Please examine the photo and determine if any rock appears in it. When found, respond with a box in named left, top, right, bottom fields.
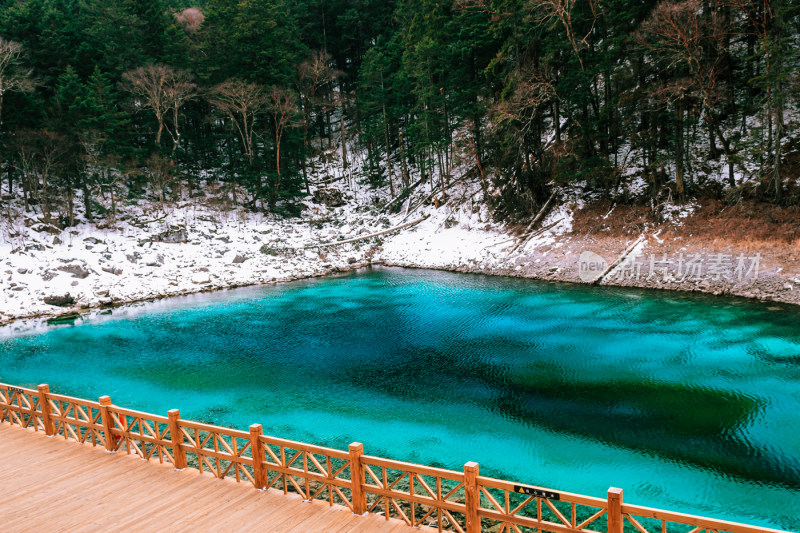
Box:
left=32, top=224, right=62, bottom=235
left=198, top=267, right=209, bottom=272
left=153, top=228, right=188, bottom=243
left=191, top=272, right=211, bottom=285
left=312, top=188, right=345, bottom=207
left=47, top=312, right=81, bottom=325
left=17, top=268, right=27, bottom=274
left=260, top=244, right=279, bottom=256
left=96, top=290, right=110, bottom=297
left=102, top=266, right=123, bottom=276
left=84, top=237, right=104, bottom=244
left=44, top=294, right=75, bottom=307
left=232, top=254, right=247, bottom=264
left=53, top=236, right=62, bottom=245
left=58, top=264, right=90, bottom=279
left=444, top=217, right=459, bottom=229
left=41, top=271, right=58, bottom=281
left=71, top=281, right=79, bottom=286
left=126, top=252, right=141, bottom=264
left=348, top=257, right=357, bottom=264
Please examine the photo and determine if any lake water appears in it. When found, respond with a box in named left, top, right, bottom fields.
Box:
left=1, top=267, right=798, bottom=529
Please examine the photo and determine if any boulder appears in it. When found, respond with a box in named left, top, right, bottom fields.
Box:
left=312, top=188, right=345, bottom=207
left=153, top=228, right=188, bottom=243
left=58, top=264, right=90, bottom=279
left=102, top=266, right=123, bottom=276
left=32, top=224, right=62, bottom=235
left=44, top=294, right=75, bottom=307
left=232, top=254, right=247, bottom=264
left=191, top=272, right=211, bottom=285
left=260, top=244, right=279, bottom=256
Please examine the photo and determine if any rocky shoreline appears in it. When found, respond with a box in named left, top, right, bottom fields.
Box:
left=2, top=194, right=799, bottom=329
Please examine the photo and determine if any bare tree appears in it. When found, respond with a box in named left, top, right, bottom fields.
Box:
left=267, top=87, right=297, bottom=178
left=120, top=64, right=197, bottom=152
left=209, top=79, right=268, bottom=167
left=267, top=87, right=298, bottom=203
left=175, top=7, right=205, bottom=34
left=16, top=130, right=68, bottom=225
left=529, top=0, right=599, bottom=71
left=297, top=51, right=341, bottom=190
left=0, top=38, right=34, bottom=132
left=725, top=0, right=787, bottom=200
left=146, top=153, right=176, bottom=212
left=0, top=38, right=35, bottom=195
left=637, top=0, right=738, bottom=188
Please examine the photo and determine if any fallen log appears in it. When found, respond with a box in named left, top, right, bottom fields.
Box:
left=593, top=235, right=646, bottom=285
left=485, top=218, right=563, bottom=250
left=306, top=215, right=429, bottom=249
left=507, top=191, right=557, bottom=255
left=384, top=177, right=426, bottom=212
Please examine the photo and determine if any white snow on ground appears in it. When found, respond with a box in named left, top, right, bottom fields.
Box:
left=1, top=115, right=778, bottom=326
left=0, top=158, right=517, bottom=324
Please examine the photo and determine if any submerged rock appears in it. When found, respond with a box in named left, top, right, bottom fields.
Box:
left=47, top=312, right=81, bottom=325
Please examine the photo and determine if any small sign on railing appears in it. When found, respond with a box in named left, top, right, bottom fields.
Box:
left=513, top=485, right=560, bottom=500
left=7, top=387, right=24, bottom=394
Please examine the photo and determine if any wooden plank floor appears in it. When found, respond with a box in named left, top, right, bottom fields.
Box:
left=0, top=424, right=434, bottom=532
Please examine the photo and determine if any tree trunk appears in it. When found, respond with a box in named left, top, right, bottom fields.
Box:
left=774, top=91, right=784, bottom=202
left=676, top=102, right=685, bottom=198
left=340, top=109, right=347, bottom=168
left=399, top=131, right=409, bottom=188
left=83, top=181, right=93, bottom=222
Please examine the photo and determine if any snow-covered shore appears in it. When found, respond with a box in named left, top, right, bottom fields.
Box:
left=2, top=177, right=799, bottom=327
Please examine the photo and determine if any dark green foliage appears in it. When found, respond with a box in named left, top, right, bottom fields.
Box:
left=0, top=0, right=798, bottom=222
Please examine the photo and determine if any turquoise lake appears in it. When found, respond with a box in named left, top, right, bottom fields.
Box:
left=1, top=267, right=799, bottom=529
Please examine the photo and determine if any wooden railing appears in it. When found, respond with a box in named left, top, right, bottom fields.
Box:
left=0, top=382, right=787, bottom=533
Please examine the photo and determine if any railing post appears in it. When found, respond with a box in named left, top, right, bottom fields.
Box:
left=464, top=461, right=480, bottom=533
left=37, top=384, right=55, bottom=436
left=249, top=424, right=267, bottom=489
left=607, top=487, right=623, bottom=533
left=99, top=396, right=116, bottom=452
left=168, top=409, right=187, bottom=470
left=349, top=442, right=366, bottom=515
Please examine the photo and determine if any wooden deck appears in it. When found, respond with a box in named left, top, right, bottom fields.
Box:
left=0, top=424, right=431, bottom=532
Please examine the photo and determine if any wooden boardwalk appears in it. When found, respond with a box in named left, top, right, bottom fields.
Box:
left=0, top=424, right=431, bottom=532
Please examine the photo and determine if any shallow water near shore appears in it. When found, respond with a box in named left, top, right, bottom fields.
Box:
left=1, top=267, right=799, bottom=529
